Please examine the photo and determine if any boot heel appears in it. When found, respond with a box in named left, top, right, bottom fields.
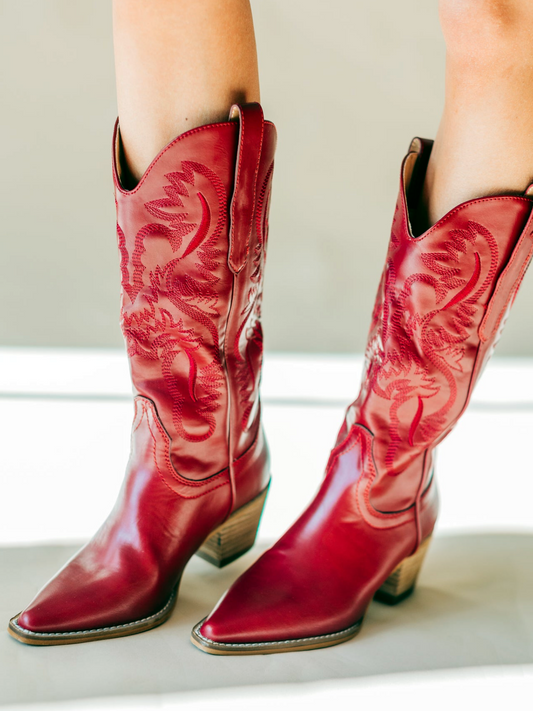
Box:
left=197, top=484, right=270, bottom=568
left=374, top=535, right=432, bottom=605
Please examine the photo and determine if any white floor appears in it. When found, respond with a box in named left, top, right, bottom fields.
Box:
left=1, top=349, right=533, bottom=710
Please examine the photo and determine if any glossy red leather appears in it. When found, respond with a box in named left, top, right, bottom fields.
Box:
left=15, top=103, right=276, bottom=635
left=198, top=138, right=533, bottom=646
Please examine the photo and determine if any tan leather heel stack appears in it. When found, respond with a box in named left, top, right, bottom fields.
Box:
left=197, top=485, right=270, bottom=568
left=374, top=536, right=432, bottom=605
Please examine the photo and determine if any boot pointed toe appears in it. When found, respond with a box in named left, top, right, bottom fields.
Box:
left=9, top=568, right=180, bottom=645
left=192, top=543, right=368, bottom=655
left=16, top=607, right=43, bottom=633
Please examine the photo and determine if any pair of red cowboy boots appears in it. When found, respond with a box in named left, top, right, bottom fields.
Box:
left=8, top=104, right=533, bottom=653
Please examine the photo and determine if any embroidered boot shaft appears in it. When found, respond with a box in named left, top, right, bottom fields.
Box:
left=192, top=138, right=533, bottom=655
left=117, top=104, right=273, bottom=484
left=9, top=103, right=276, bottom=645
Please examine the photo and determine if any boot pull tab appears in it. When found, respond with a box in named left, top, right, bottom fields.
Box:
left=228, top=102, right=264, bottom=274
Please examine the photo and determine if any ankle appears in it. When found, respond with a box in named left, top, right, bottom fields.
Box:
left=118, top=93, right=256, bottom=188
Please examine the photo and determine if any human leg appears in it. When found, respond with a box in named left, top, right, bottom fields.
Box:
left=113, top=0, right=260, bottom=185
left=422, top=0, right=533, bottom=228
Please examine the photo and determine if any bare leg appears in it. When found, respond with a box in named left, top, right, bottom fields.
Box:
left=113, top=0, right=260, bottom=185
left=423, top=0, right=533, bottom=226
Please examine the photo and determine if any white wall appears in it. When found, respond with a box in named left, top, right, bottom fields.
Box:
left=1, top=0, right=532, bottom=354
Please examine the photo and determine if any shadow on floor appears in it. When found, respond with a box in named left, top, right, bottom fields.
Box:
left=2, top=531, right=533, bottom=705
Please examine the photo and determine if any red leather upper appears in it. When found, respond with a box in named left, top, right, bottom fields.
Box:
left=16, top=104, right=276, bottom=634
left=199, top=138, right=533, bottom=644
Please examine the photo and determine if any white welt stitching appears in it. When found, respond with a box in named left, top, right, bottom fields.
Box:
left=12, top=590, right=177, bottom=638
left=193, top=619, right=362, bottom=648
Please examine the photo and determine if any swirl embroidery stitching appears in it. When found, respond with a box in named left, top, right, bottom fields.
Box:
left=356, top=219, right=499, bottom=475
left=118, top=161, right=228, bottom=444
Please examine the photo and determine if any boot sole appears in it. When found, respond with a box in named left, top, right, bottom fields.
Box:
left=190, top=535, right=432, bottom=655
left=191, top=617, right=364, bottom=655
left=7, top=485, right=270, bottom=646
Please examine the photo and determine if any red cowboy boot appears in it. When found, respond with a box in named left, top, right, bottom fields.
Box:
left=8, top=103, right=276, bottom=645
left=191, top=137, right=533, bottom=654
